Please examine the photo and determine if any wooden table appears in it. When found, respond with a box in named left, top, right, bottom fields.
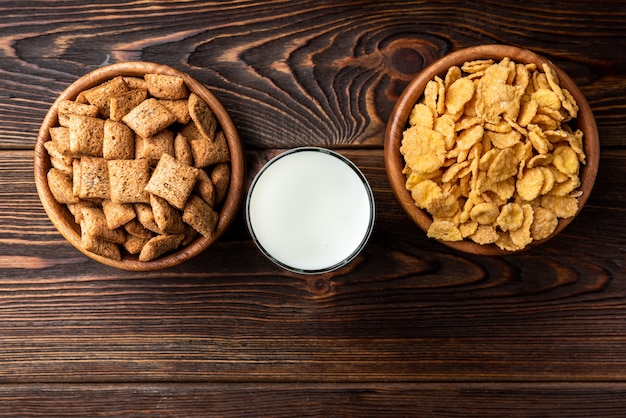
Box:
left=2, top=1, right=626, bottom=415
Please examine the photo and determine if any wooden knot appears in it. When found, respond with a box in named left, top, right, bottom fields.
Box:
left=307, top=277, right=331, bottom=295
left=374, top=38, right=443, bottom=101
left=382, top=39, right=442, bottom=80
left=390, top=47, right=425, bottom=75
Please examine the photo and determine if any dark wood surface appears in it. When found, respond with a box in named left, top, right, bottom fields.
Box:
left=1, top=1, right=626, bottom=416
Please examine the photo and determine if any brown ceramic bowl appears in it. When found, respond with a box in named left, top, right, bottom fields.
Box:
left=384, top=45, right=600, bottom=255
left=34, top=62, right=245, bottom=270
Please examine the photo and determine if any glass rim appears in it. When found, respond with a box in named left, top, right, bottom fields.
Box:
left=245, top=147, right=376, bottom=275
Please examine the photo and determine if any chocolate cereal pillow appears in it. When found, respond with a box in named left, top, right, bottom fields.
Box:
left=35, top=62, right=244, bottom=270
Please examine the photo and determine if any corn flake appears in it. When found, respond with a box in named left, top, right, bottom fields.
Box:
left=445, top=77, right=475, bottom=115
left=487, top=147, right=518, bottom=182
left=462, top=59, right=494, bottom=73
left=562, top=88, right=579, bottom=118
left=444, top=66, right=462, bottom=87
left=532, top=88, right=562, bottom=110
left=409, top=103, right=434, bottom=128
left=552, top=145, right=579, bottom=176
left=527, top=124, right=552, bottom=154
left=516, top=167, right=545, bottom=201
left=427, top=219, right=463, bottom=241
left=459, top=221, right=479, bottom=238
left=539, top=166, right=556, bottom=195
left=540, top=195, right=578, bottom=218
left=423, top=80, right=439, bottom=115
left=401, top=126, right=447, bottom=173
left=497, top=202, right=524, bottom=232
left=470, top=202, right=500, bottom=225
left=508, top=203, right=534, bottom=249
left=428, top=193, right=460, bottom=218
left=487, top=129, right=522, bottom=149
left=486, top=177, right=516, bottom=201
left=517, top=99, right=538, bottom=127
left=530, top=207, right=558, bottom=240
left=470, top=225, right=499, bottom=245
left=410, top=179, right=441, bottom=209
left=549, top=176, right=580, bottom=197
left=434, top=114, right=457, bottom=150
left=456, top=125, right=485, bottom=150
left=514, top=63, right=531, bottom=90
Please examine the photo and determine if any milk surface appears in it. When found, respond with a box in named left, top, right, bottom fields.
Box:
left=247, top=148, right=374, bottom=273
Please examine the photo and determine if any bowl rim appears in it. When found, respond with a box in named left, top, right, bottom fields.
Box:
left=384, top=44, right=600, bottom=255
left=34, top=61, right=245, bottom=271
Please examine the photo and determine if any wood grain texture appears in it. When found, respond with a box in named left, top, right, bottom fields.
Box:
left=1, top=1, right=625, bottom=151
left=1, top=0, right=626, bottom=415
left=1, top=149, right=625, bottom=386
left=1, top=383, right=626, bottom=417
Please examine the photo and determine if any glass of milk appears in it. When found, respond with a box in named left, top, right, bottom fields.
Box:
left=245, top=147, right=375, bottom=274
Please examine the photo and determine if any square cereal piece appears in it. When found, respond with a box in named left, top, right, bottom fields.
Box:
left=138, top=233, right=185, bottom=262
left=49, top=153, right=74, bottom=174
left=83, top=75, right=129, bottom=118
left=49, top=126, right=72, bottom=155
left=67, top=114, right=105, bottom=157
left=71, top=159, right=81, bottom=197
left=47, top=168, right=78, bottom=204
left=182, top=195, right=219, bottom=238
left=145, top=153, right=199, bottom=209
left=80, top=206, right=125, bottom=244
left=124, top=218, right=153, bottom=239
left=194, top=169, right=215, bottom=207
left=122, top=98, right=177, bottom=138
left=134, top=203, right=163, bottom=234
left=81, top=230, right=122, bottom=260
left=191, top=130, right=230, bottom=168
left=135, top=129, right=175, bottom=166
left=144, top=73, right=188, bottom=100
left=150, top=194, right=185, bottom=233
left=68, top=200, right=95, bottom=224
left=159, top=99, right=190, bottom=124
left=75, top=90, right=89, bottom=104
left=109, top=88, right=148, bottom=122
left=103, top=119, right=135, bottom=159
left=210, top=162, right=231, bottom=205
left=174, top=133, right=193, bottom=166
left=179, top=119, right=205, bottom=142
left=108, top=158, right=151, bottom=204
left=57, top=99, right=99, bottom=127
left=188, top=93, right=217, bottom=141
left=44, top=140, right=73, bottom=170
left=123, top=76, right=148, bottom=90
left=181, top=223, right=198, bottom=246
left=102, top=199, right=136, bottom=230
left=75, top=157, right=109, bottom=200
left=123, top=234, right=151, bottom=255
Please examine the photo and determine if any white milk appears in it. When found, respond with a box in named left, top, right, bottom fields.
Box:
left=246, top=148, right=375, bottom=273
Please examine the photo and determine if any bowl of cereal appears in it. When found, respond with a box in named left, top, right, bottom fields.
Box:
left=384, top=44, right=599, bottom=255
left=34, top=62, right=245, bottom=270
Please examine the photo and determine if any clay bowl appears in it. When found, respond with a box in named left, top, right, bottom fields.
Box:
left=384, top=45, right=599, bottom=255
left=34, top=62, right=245, bottom=270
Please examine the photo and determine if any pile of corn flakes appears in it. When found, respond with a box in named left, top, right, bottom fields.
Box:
left=400, top=57, right=586, bottom=251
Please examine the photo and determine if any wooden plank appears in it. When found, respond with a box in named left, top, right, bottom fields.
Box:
left=0, top=0, right=625, bottom=415
left=0, top=1, right=625, bottom=151
left=0, top=382, right=625, bottom=417
left=0, top=149, right=624, bottom=384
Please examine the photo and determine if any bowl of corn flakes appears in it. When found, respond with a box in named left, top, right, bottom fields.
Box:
left=34, top=62, right=245, bottom=270
left=384, top=44, right=599, bottom=255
